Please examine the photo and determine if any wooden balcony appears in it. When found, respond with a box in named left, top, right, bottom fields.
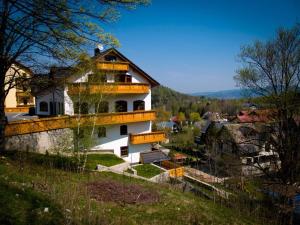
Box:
left=97, top=62, right=129, bottom=71
left=5, top=110, right=156, bottom=136
left=130, top=131, right=166, bottom=145
left=68, top=83, right=149, bottom=95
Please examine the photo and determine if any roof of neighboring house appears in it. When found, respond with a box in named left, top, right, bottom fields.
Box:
left=156, top=121, right=178, bottom=129
left=140, top=150, right=170, bottom=164
left=172, top=153, right=187, bottom=161
left=96, top=48, right=159, bottom=87
left=237, top=109, right=276, bottom=123
left=219, top=123, right=273, bottom=155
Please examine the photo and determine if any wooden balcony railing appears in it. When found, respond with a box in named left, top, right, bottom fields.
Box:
left=5, top=110, right=156, bottom=137
left=68, top=83, right=149, bottom=95
left=97, top=62, right=129, bottom=71
left=130, top=131, right=166, bottom=144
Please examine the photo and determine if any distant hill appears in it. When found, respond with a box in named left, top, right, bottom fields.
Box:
left=192, top=89, right=251, bottom=99
left=152, top=85, right=204, bottom=110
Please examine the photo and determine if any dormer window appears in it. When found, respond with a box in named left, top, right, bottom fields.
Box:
left=104, top=55, right=117, bottom=62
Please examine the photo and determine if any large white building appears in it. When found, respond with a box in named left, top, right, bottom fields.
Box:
left=33, top=48, right=165, bottom=163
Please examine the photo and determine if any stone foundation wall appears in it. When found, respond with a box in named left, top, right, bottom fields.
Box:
left=5, top=128, right=74, bottom=153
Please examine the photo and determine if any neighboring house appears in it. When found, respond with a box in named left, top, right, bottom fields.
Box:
left=205, top=122, right=280, bottom=176
left=5, top=62, right=35, bottom=113
left=33, top=48, right=165, bottom=163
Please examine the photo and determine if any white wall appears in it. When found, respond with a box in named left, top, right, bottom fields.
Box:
left=90, top=122, right=152, bottom=163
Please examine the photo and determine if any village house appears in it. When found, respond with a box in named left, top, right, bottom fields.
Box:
left=29, top=47, right=166, bottom=163
left=4, top=62, right=35, bottom=113
left=204, top=121, right=280, bottom=176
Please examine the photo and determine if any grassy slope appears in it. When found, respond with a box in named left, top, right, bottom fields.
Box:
left=0, top=154, right=262, bottom=225
left=134, top=164, right=163, bottom=178
left=86, top=154, right=124, bottom=169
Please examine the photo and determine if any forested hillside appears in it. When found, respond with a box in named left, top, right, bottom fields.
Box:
left=152, top=86, right=204, bottom=113
left=152, top=85, right=244, bottom=117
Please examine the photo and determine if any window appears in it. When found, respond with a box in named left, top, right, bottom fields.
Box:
left=95, top=101, right=109, bottom=113
left=74, top=102, right=89, bottom=114
left=115, top=100, right=127, bottom=112
left=97, top=127, right=106, bottom=138
left=116, top=74, right=132, bottom=83
left=104, top=55, right=117, bottom=62
left=133, top=100, right=145, bottom=111
left=120, top=125, right=127, bottom=135
left=120, top=146, right=128, bottom=157
left=40, top=101, right=48, bottom=112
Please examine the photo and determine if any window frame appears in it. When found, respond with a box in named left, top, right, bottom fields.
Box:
left=97, top=127, right=106, bottom=138
left=120, top=125, right=128, bottom=135
left=39, top=101, right=48, bottom=112
left=120, top=146, right=128, bottom=157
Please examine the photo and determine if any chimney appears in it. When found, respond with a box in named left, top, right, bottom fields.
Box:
left=94, top=48, right=100, bottom=56
left=94, top=44, right=104, bottom=56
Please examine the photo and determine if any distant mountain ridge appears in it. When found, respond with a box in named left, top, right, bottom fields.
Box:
left=192, top=89, right=249, bottom=99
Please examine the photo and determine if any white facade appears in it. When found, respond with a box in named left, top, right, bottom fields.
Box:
left=34, top=48, right=158, bottom=163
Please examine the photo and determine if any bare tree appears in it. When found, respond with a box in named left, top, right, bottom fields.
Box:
left=235, top=23, right=300, bottom=224
left=0, top=0, right=149, bottom=149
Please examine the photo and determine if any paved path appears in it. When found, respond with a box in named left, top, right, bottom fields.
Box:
left=109, top=161, right=130, bottom=172
left=184, top=167, right=227, bottom=183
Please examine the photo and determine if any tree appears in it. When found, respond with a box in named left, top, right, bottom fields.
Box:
left=0, top=0, right=149, bottom=149
left=189, top=112, right=200, bottom=124
left=177, top=112, right=186, bottom=127
left=235, top=23, right=300, bottom=225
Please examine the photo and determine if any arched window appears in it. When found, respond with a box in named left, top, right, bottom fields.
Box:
left=74, top=102, right=89, bottom=114
left=95, top=101, right=109, bottom=113
left=40, top=101, right=48, bottom=112
left=120, top=125, right=128, bottom=135
left=133, top=100, right=145, bottom=111
left=115, top=100, right=127, bottom=112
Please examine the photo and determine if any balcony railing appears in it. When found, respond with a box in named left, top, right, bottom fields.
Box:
left=68, top=83, right=150, bottom=95
left=5, top=110, right=156, bottom=136
left=130, top=131, right=166, bottom=144
left=97, top=62, right=129, bottom=71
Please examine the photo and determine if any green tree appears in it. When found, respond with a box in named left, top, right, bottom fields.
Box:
left=177, top=112, right=186, bottom=126
left=189, top=112, right=201, bottom=124
left=235, top=23, right=300, bottom=225
left=0, top=0, right=149, bottom=149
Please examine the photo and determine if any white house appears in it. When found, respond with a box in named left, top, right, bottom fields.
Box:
left=33, top=48, right=165, bottom=163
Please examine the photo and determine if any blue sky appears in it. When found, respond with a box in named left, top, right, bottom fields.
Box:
left=100, top=0, right=300, bottom=93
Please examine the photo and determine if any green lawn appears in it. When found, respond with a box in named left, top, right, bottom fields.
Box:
left=134, top=164, right=163, bottom=178
left=86, top=154, right=124, bottom=169
left=0, top=152, right=270, bottom=225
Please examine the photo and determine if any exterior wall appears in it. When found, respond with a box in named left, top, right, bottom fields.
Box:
left=91, top=122, right=152, bottom=163
left=5, top=87, right=17, bottom=108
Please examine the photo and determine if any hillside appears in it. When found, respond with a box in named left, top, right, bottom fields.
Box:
left=152, top=85, right=204, bottom=110
left=0, top=151, right=264, bottom=225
